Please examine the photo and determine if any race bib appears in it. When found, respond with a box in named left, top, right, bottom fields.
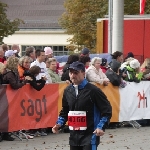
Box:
left=68, top=111, right=87, bottom=130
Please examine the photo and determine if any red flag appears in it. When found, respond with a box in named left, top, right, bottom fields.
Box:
left=140, top=0, right=146, bottom=15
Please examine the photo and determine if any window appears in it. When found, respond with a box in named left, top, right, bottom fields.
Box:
left=59, top=46, right=63, bottom=51
left=53, top=46, right=58, bottom=51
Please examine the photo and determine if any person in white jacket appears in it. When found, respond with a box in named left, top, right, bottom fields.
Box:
left=86, top=57, right=109, bottom=85
left=30, top=49, right=52, bottom=83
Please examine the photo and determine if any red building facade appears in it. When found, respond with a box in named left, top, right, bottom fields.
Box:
left=97, top=18, right=150, bottom=63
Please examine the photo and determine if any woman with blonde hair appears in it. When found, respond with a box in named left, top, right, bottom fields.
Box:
left=3, top=56, right=28, bottom=89
left=86, top=57, right=109, bottom=85
left=0, top=62, right=6, bottom=84
left=18, top=56, right=32, bottom=81
left=140, top=58, right=150, bottom=80
left=2, top=57, right=29, bottom=141
left=0, top=62, right=5, bottom=74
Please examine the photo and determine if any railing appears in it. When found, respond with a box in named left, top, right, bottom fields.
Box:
left=0, top=81, right=149, bottom=132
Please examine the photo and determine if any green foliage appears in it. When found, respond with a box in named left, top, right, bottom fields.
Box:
left=59, top=0, right=108, bottom=52
left=124, top=0, right=140, bottom=15
left=145, top=0, right=150, bottom=13
left=124, top=0, right=150, bottom=15
left=0, top=2, right=23, bottom=44
left=60, top=0, right=150, bottom=53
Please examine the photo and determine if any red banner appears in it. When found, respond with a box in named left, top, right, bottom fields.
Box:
left=0, top=85, right=8, bottom=131
left=0, top=83, right=119, bottom=132
left=6, top=84, right=59, bottom=132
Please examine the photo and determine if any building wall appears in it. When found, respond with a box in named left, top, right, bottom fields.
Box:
left=97, top=18, right=150, bottom=63
left=144, top=20, right=150, bottom=59
left=124, top=20, right=144, bottom=58
left=3, top=29, right=73, bottom=56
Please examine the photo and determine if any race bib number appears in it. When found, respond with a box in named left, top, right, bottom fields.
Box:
left=68, top=111, right=87, bottom=130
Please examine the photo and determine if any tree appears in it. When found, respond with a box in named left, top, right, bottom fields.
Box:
left=59, top=0, right=150, bottom=53
left=124, top=0, right=150, bottom=15
left=59, top=0, right=108, bottom=53
left=0, top=2, right=23, bottom=44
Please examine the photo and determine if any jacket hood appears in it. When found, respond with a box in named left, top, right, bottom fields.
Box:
left=110, top=60, right=121, bottom=73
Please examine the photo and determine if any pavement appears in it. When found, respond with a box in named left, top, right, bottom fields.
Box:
left=0, top=127, right=150, bottom=150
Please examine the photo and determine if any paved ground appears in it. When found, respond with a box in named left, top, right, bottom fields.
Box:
left=0, top=127, right=150, bottom=150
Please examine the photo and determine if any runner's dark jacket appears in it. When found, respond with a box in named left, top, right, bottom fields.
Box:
left=56, top=79, right=112, bottom=146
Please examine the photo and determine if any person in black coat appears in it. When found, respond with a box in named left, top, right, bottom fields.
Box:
left=24, top=66, right=46, bottom=91
left=24, top=66, right=47, bottom=136
left=52, top=62, right=112, bottom=150
left=105, top=60, right=122, bottom=86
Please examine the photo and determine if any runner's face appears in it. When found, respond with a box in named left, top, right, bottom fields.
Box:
left=69, top=69, right=85, bottom=85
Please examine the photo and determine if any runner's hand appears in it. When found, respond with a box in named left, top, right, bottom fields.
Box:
left=52, top=124, right=61, bottom=134
left=65, top=80, right=70, bottom=84
left=93, top=128, right=105, bottom=136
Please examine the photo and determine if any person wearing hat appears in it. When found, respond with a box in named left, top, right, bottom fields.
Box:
left=100, top=58, right=109, bottom=73
left=105, top=60, right=123, bottom=87
left=11, top=44, right=20, bottom=58
left=123, top=59, right=143, bottom=82
left=124, top=52, right=134, bottom=62
left=106, top=60, right=126, bottom=87
left=5, top=50, right=17, bottom=59
left=52, top=61, right=112, bottom=150
left=44, top=47, right=53, bottom=59
left=80, top=47, right=90, bottom=57
left=44, top=46, right=60, bottom=74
